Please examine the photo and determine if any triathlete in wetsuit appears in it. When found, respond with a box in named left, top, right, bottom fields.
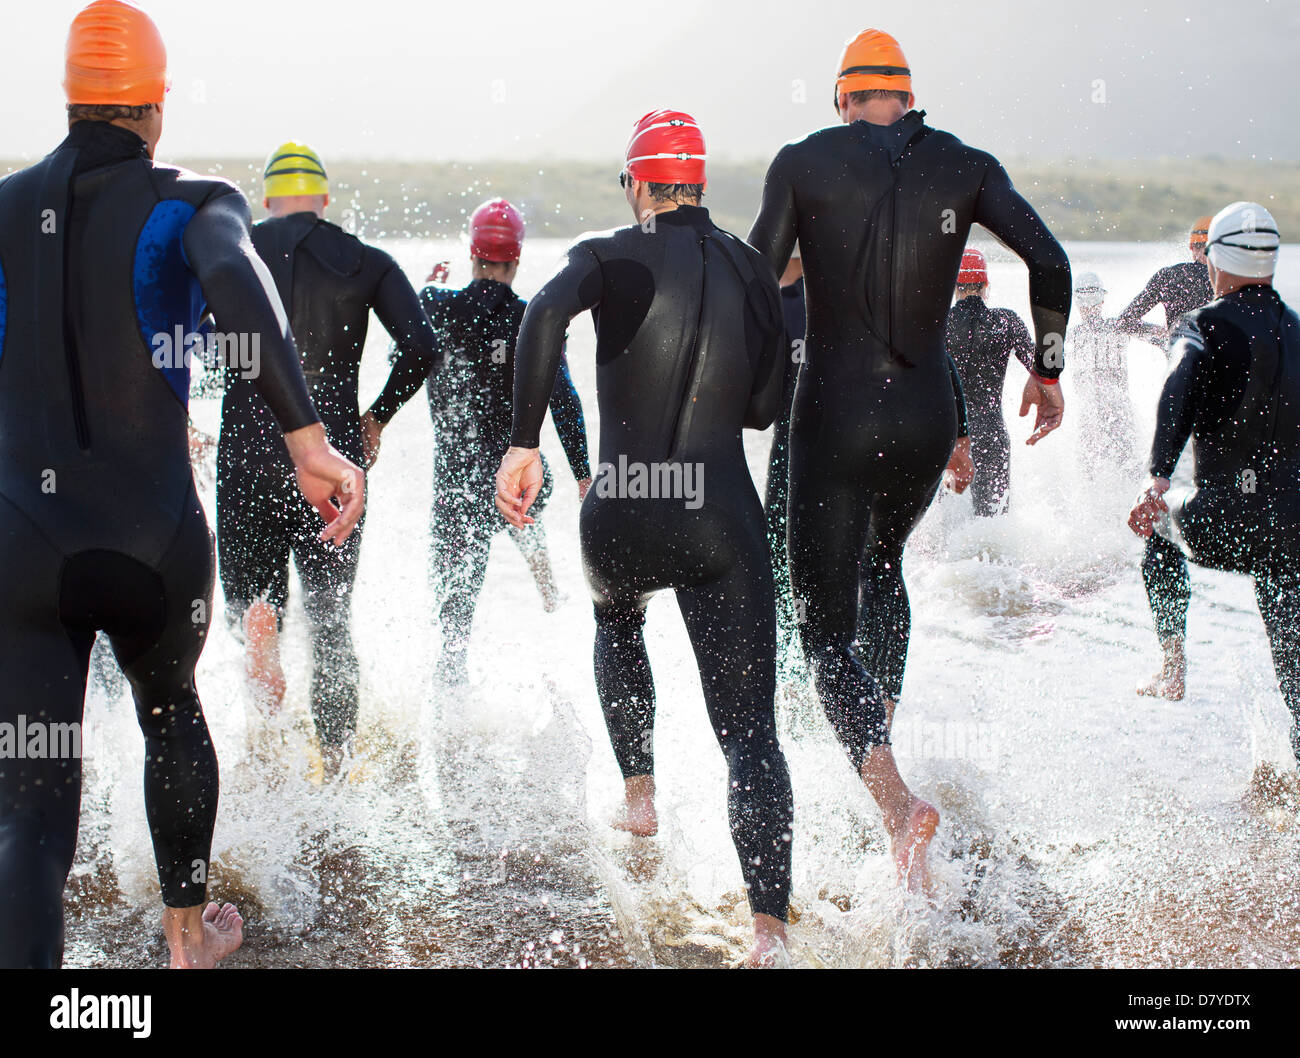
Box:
left=216, top=142, right=438, bottom=761
left=1129, top=203, right=1299, bottom=751
left=0, top=1, right=363, bottom=968
left=945, top=247, right=1036, bottom=516
left=1067, top=271, right=1159, bottom=476
left=496, top=111, right=794, bottom=967
left=748, top=29, right=1070, bottom=889
left=422, top=199, right=591, bottom=685
left=1117, top=217, right=1214, bottom=347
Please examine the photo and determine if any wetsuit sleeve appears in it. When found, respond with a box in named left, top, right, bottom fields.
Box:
left=511, top=243, right=604, bottom=448
left=547, top=352, right=593, bottom=480
left=419, top=288, right=454, bottom=417
left=1117, top=269, right=1166, bottom=333
left=743, top=272, right=788, bottom=430
left=1149, top=319, right=1208, bottom=478
left=365, top=257, right=445, bottom=425
left=1003, top=309, right=1037, bottom=373
left=973, top=162, right=1071, bottom=380
left=747, top=145, right=799, bottom=278
left=182, top=189, right=319, bottom=432
left=948, top=354, right=970, bottom=438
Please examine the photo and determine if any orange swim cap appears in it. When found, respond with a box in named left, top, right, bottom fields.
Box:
left=1189, top=215, right=1213, bottom=248
left=835, top=29, right=914, bottom=109
left=64, top=0, right=168, bottom=106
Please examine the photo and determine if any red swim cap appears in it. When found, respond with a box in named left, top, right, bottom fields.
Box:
left=469, top=198, right=525, bottom=262
left=65, top=0, right=168, bottom=105
left=624, top=110, right=707, bottom=187
left=958, top=247, right=988, bottom=285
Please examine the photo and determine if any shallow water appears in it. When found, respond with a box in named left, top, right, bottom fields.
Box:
left=64, top=239, right=1300, bottom=968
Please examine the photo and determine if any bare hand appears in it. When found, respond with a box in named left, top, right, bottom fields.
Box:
left=496, top=446, right=545, bottom=529
left=944, top=436, right=974, bottom=494
left=360, top=409, right=383, bottom=468
left=1019, top=375, right=1064, bottom=445
left=284, top=423, right=366, bottom=545
left=1128, top=476, right=1171, bottom=538
left=577, top=477, right=592, bottom=501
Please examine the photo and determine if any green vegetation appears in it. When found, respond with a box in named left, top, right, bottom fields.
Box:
left=998, top=155, right=1300, bottom=242
left=6, top=154, right=1295, bottom=242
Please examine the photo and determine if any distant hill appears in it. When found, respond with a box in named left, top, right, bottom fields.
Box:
left=5, top=154, right=1295, bottom=244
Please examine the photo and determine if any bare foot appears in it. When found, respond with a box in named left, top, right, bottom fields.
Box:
left=612, top=775, right=658, bottom=836
left=164, top=901, right=243, bottom=968
left=745, top=913, right=790, bottom=967
left=1138, top=637, right=1185, bottom=700
left=891, top=797, right=940, bottom=893
left=244, top=601, right=285, bottom=712
left=861, top=744, right=939, bottom=894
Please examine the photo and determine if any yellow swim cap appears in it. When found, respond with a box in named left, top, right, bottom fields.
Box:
left=263, top=142, right=328, bottom=199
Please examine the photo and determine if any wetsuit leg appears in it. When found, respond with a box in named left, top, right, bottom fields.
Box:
left=430, top=479, right=494, bottom=680
left=1254, top=568, right=1300, bottom=763
left=787, top=442, right=890, bottom=766
left=592, top=597, right=656, bottom=776
left=790, top=366, right=955, bottom=750
left=674, top=546, right=793, bottom=921
left=968, top=415, right=1011, bottom=517
left=855, top=474, right=945, bottom=701
left=1141, top=535, right=1190, bottom=641
left=216, top=461, right=292, bottom=628
left=290, top=495, right=364, bottom=749
left=764, top=398, right=799, bottom=652
left=0, top=488, right=219, bottom=968
left=585, top=497, right=793, bottom=920
left=0, top=495, right=90, bottom=968
left=508, top=520, right=547, bottom=563
left=106, top=491, right=219, bottom=912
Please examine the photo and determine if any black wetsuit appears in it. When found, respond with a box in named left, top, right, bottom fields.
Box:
left=749, top=110, right=1070, bottom=749
left=945, top=296, right=1035, bottom=516
left=1118, top=260, right=1212, bottom=343
left=0, top=121, right=319, bottom=967
left=216, top=212, right=438, bottom=748
left=421, top=280, right=590, bottom=674
left=510, top=205, right=794, bottom=921
left=764, top=277, right=805, bottom=654
left=1139, top=285, right=1300, bottom=760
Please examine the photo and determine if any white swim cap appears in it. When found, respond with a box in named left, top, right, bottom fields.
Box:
left=1206, top=202, right=1280, bottom=279
left=1074, top=271, right=1105, bottom=308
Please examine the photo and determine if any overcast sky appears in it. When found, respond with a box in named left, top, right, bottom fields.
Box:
left=4, top=0, right=1296, bottom=164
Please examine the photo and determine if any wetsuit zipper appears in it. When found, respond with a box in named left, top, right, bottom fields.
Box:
left=857, top=119, right=930, bottom=365
left=666, top=231, right=710, bottom=461
left=1261, top=302, right=1289, bottom=463
left=64, top=328, right=91, bottom=451
left=61, top=172, right=91, bottom=450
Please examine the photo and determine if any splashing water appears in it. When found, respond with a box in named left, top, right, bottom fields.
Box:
left=64, top=240, right=1300, bottom=967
